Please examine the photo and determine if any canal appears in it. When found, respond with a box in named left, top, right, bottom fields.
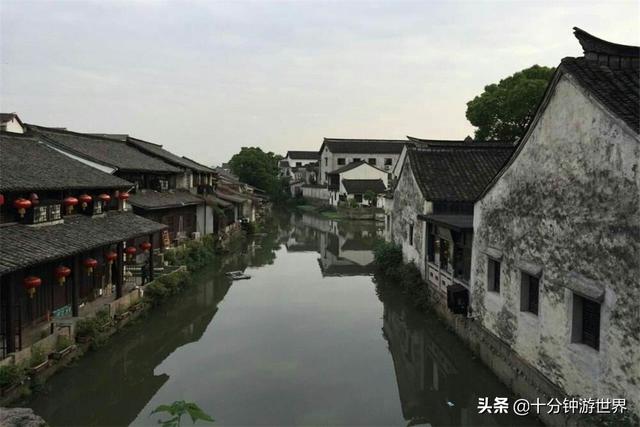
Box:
left=26, top=211, right=540, bottom=426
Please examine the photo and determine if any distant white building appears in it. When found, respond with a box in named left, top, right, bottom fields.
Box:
left=326, top=161, right=388, bottom=207
left=0, top=113, right=25, bottom=133
left=318, top=138, right=405, bottom=185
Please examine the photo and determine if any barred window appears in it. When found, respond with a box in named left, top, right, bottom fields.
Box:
left=34, top=206, right=48, bottom=223
left=49, top=204, right=62, bottom=221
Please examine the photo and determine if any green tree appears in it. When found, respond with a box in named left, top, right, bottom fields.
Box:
left=466, top=65, right=555, bottom=141
left=363, top=190, right=377, bottom=207
left=227, top=147, right=289, bottom=202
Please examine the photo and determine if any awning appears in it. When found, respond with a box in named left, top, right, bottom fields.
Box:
left=418, top=214, right=473, bottom=231
left=0, top=211, right=167, bottom=275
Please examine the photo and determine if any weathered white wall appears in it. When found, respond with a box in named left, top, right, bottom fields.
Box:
left=390, top=160, right=431, bottom=276
left=196, top=204, right=214, bottom=235
left=2, top=118, right=24, bottom=133
left=285, top=156, right=317, bottom=167
left=472, top=74, right=640, bottom=412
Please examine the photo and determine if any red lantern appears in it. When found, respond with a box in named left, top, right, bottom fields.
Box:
left=13, top=198, right=32, bottom=218
left=98, top=193, right=111, bottom=204
left=125, top=246, right=137, bottom=261
left=106, top=251, right=118, bottom=265
left=78, top=194, right=92, bottom=210
left=23, top=276, right=42, bottom=298
left=54, top=266, right=71, bottom=286
left=140, top=242, right=152, bottom=252
left=117, top=192, right=130, bottom=201
left=0, top=194, right=4, bottom=206
left=63, top=196, right=79, bottom=214
left=84, top=258, right=98, bottom=274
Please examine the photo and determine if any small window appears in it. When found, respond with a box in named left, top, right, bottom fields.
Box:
left=572, top=294, right=601, bottom=350
left=324, top=158, right=328, bottom=166
left=427, top=234, right=436, bottom=262
left=93, top=200, right=103, bottom=215
left=368, top=158, right=377, bottom=165
left=520, top=273, right=540, bottom=315
left=352, top=158, right=361, bottom=163
left=159, top=179, right=169, bottom=191
left=384, top=158, right=393, bottom=166
left=296, top=162, right=302, bottom=167
left=487, top=258, right=501, bottom=293
left=409, top=224, right=414, bottom=246
left=49, top=204, right=62, bottom=221
left=33, top=206, right=48, bottom=223
left=337, top=158, right=346, bottom=165
left=354, top=194, right=363, bottom=203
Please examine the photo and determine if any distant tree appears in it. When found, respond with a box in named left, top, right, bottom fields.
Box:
left=228, top=147, right=288, bottom=202
left=364, top=190, right=377, bottom=207
left=466, top=65, right=555, bottom=141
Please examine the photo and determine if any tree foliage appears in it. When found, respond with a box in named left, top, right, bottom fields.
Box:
left=228, top=147, right=289, bottom=202
left=152, top=400, right=214, bottom=427
left=466, top=65, right=555, bottom=141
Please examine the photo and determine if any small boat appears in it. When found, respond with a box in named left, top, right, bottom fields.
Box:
left=225, top=270, right=251, bottom=280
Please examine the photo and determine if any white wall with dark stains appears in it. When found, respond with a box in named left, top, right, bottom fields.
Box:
left=389, top=159, right=432, bottom=276
left=471, top=73, right=640, bottom=412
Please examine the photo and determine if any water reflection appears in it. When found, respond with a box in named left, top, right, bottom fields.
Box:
left=26, top=211, right=539, bottom=426
left=288, top=212, right=383, bottom=276
left=379, top=290, right=539, bottom=426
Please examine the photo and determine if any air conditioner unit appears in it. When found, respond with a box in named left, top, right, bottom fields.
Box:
left=191, top=231, right=201, bottom=240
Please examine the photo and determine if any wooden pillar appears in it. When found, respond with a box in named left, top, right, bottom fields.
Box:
left=71, top=255, right=80, bottom=317
left=148, top=233, right=155, bottom=282
left=115, top=243, right=124, bottom=298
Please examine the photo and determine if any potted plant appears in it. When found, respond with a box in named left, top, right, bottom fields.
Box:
left=28, top=344, right=49, bottom=375
left=0, top=364, right=25, bottom=396
left=51, top=334, right=75, bottom=360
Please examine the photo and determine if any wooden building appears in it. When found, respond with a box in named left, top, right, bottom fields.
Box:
left=0, top=133, right=166, bottom=357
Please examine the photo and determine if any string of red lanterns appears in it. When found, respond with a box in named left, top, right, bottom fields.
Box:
left=106, top=251, right=118, bottom=265
left=78, top=194, right=92, bottom=210
left=63, top=196, right=79, bottom=214
left=140, top=242, right=152, bottom=252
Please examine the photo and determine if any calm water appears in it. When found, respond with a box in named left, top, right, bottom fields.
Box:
left=26, top=211, right=540, bottom=426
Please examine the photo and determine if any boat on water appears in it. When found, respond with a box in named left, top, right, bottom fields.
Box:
left=225, top=270, right=251, bottom=280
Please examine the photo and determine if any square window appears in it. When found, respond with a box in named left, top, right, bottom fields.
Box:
left=368, top=158, right=377, bottom=165
left=354, top=194, right=363, bottom=203
left=384, top=158, right=393, bottom=165
left=520, top=272, right=540, bottom=315
left=33, top=206, right=48, bottom=223
left=337, top=158, right=346, bottom=165
left=49, top=204, right=61, bottom=220
left=487, top=258, right=501, bottom=293
left=296, top=162, right=302, bottom=167
left=93, top=200, right=103, bottom=215
left=352, top=158, right=361, bottom=163
left=572, top=294, right=600, bottom=350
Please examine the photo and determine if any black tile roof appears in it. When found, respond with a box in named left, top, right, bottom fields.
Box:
left=0, top=113, right=23, bottom=126
left=28, top=125, right=182, bottom=173
left=0, top=211, right=166, bottom=274
left=342, top=179, right=386, bottom=194
left=0, top=133, right=132, bottom=192
left=557, top=28, right=639, bottom=134
left=126, top=136, right=216, bottom=173
left=407, top=145, right=514, bottom=202
left=128, top=189, right=203, bottom=210
left=286, top=151, right=320, bottom=160
left=322, top=138, right=406, bottom=154
left=560, top=57, right=639, bottom=133
left=328, top=161, right=374, bottom=175
left=215, top=189, right=249, bottom=204
left=279, top=160, right=290, bottom=167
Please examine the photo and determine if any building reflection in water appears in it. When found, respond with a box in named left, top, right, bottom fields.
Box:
left=381, top=292, right=540, bottom=426
left=287, top=212, right=383, bottom=277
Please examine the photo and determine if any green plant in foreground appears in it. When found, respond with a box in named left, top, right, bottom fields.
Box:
left=152, top=400, right=214, bottom=426
left=29, top=344, right=47, bottom=367
left=55, top=334, right=73, bottom=352
left=0, top=364, right=25, bottom=388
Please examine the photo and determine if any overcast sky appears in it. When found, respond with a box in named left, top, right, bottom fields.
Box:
left=1, top=1, right=638, bottom=166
